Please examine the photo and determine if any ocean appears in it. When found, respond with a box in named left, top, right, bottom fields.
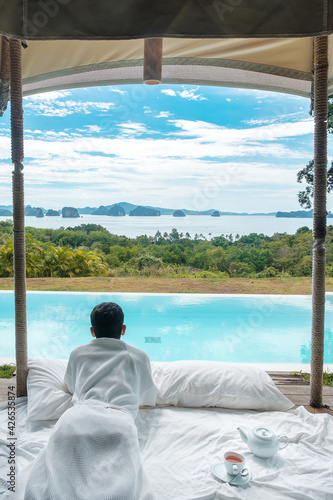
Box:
left=0, top=214, right=321, bottom=239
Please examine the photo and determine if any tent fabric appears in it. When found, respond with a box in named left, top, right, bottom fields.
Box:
left=0, top=36, right=328, bottom=99
left=0, top=0, right=332, bottom=40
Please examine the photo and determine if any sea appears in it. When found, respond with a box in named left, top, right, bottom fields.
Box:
left=0, top=214, right=322, bottom=239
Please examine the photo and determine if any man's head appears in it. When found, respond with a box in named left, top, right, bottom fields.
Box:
left=90, top=302, right=126, bottom=339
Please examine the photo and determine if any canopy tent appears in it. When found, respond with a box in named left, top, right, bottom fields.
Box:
left=0, top=0, right=331, bottom=409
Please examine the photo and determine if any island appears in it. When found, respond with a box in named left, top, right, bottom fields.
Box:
left=276, top=209, right=333, bottom=218
left=46, top=209, right=60, bottom=216
left=211, top=210, right=220, bottom=217
left=35, top=208, right=44, bottom=218
left=108, top=204, right=125, bottom=216
left=173, top=210, right=186, bottom=217
left=0, top=209, right=12, bottom=216
left=62, top=207, right=80, bottom=218
left=92, top=205, right=109, bottom=215
left=25, top=206, right=44, bottom=217
left=129, top=206, right=161, bottom=216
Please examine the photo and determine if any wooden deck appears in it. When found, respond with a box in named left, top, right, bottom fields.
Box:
left=267, top=371, right=333, bottom=416
left=0, top=372, right=332, bottom=415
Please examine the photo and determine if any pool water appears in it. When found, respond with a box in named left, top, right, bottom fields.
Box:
left=1, top=292, right=333, bottom=364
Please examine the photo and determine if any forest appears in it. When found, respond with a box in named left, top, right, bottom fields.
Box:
left=1, top=220, right=333, bottom=279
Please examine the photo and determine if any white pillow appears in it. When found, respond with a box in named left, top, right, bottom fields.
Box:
left=27, top=358, right=73, bottom=421
left=151, top=361, right=294, bottom=411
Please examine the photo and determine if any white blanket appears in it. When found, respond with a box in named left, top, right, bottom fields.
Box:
left=23, top=400, right=154, bottom=500
left=1, top=401, right=333, bottom=500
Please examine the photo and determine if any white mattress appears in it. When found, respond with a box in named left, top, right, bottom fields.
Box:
left=1, top=399, right=332, bottom=499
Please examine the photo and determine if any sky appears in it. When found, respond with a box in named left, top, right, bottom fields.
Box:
left=0, top=83, right=332, bottom=213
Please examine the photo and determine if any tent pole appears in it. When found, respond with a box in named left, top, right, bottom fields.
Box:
left=10, top=38, right=27, bottom=398
left=310, top=36, right=328, bottom=408
left=143, top=38, right=163, bottom=85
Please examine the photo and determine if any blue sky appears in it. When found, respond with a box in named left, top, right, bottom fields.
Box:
left=0, top=84, right=331, bottom=212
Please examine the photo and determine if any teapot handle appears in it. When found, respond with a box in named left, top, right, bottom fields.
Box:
left=278, top=435, right=289, bottom=450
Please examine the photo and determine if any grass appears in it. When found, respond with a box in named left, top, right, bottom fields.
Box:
left=301, top=371, right=333, bottom=386
left=1, top=276, right=333, bottom=294
left=291, top=370, right=333, bottom=386
left=0, top=364, right=16, bottom=379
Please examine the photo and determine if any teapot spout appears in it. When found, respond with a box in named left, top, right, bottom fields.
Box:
left=238, top=427, right=248, bottom=444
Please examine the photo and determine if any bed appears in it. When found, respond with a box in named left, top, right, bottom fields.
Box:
left=0, top=358, right=332, bottom=500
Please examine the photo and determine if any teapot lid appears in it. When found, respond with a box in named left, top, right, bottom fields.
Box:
left=253, top=427, right=274, bottom=440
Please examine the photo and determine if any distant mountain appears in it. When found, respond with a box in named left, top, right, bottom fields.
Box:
left=0, top=202, right=279, bottom=217
left=108, top=204, right=125, bottom=216
left=77, top=206, right=97, bottom=214
left=276, top=209, right=333, bottom=218
left=91, top=205, right=109, bottom=215
left=0, top=209, right=11, bottom=216
left=173, top=210, right=186, bottom=217
left=75, top=202, right=277, bottom=216
left=129, top=206, right=160, bottom=216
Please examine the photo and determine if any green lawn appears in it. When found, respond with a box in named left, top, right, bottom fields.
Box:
left=1, top=276, right=333, bottom=294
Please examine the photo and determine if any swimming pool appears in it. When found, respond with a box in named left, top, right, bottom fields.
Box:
left=1, top=291, right=333, bottom=368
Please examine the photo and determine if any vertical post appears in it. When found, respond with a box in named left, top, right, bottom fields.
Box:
left=143, top=38, right=163, bottom=85
left=10, top=38, right=28, bottom=398
left=0, top=36, right=10, bottom=116
left=310, top=36, right=328, bottom=408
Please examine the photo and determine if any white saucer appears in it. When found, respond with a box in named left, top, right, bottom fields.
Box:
left=211, top=463, right=251, bottom=486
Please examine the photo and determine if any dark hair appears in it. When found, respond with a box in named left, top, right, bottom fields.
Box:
left=90, top=302, right=124, bottom=339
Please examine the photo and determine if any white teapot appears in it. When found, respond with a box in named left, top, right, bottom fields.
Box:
left=238, top=426, right=289, bottom=458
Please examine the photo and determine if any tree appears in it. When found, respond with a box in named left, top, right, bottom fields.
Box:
left=297, top=160, right=333, bottom=208
left=297, top=96, right=333, bottom=208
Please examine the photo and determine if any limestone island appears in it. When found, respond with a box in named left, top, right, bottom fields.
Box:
left=92, top=205, right=109, bottom=215
left=173, top=210, right=186, bottom=217
left=108, top=204, right=125, bottom=216
left=62, top=207, right=80, bottom=218
left=35, top=208, right=44, bottom=218
left=25, top=205, right=44, bottom=217
left=129, top=206, right=160, bottom=216
left=46, top=209, right=60, bottom=216
left=211, top=210, right=220, bottom=217
left=0, top=209, right=12, bottom=216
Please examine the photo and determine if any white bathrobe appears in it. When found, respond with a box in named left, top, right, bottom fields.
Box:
left=24, top=338, right=158, bottom=500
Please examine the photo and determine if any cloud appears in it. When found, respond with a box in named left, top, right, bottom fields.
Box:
left=155, top=111, right=171, bottom=118
left=109, top=88, right=128, bottom=95
left=161, top=87, right=206, bottom=101
left=178, top=87, right=207, bottom=101
left=226, top=98, right=231, bottom=102
left=117, top=122, right=148, bottom=135
left=243, top=118, right=272, bottom=126
left=84, top=125, right=102, bottom=133
left=25, top=90, right=71, bottom=101
left=24, top=95, right=114, bottom=117
left=161, top=89, right=177, bottom=96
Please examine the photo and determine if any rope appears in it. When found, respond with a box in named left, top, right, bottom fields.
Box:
left=0, top=36, right=10, bottom=116
left=10, top=38, right=27, bottom=398
left=310, top=36, right=328, bottom=408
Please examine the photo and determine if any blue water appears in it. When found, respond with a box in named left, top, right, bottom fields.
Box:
left=1, top=292, right=333, bottom=363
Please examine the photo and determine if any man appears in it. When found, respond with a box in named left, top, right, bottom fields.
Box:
left=24, top=302, right=157, bottom=500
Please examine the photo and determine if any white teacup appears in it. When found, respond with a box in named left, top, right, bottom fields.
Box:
left=224, top=451, right=246, bottom=476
